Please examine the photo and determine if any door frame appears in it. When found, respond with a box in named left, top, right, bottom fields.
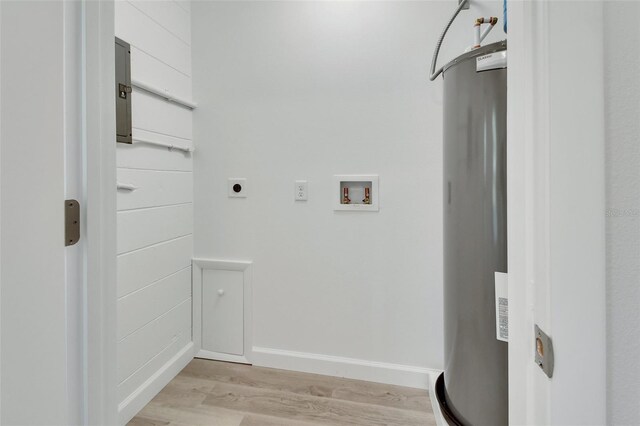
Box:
left=83, top=0, right=118, bottom=424
left=507, top=1, right=606, bottom=424
left=80, top=0, right=608, bottom=424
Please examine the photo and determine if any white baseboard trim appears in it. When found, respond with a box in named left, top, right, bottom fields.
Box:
left=196, top=349, right=250, bottom=365
left=252, top=346, right=439, bottom=390
left=427, top=369, right=447, bottom=426
left=118, top=342, right=195, bottom=425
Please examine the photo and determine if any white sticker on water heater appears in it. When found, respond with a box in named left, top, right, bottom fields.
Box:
left=477, top=51, right=507, bottom=72
left=495, top=272, right=508, bottom=342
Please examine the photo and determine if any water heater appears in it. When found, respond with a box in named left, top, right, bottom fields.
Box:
left=437, top=40, right=508, bottom=425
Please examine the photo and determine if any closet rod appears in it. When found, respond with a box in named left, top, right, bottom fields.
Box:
left=131, top=78, right=197, bottom=110
left=132, top=136, right=193, bottom=153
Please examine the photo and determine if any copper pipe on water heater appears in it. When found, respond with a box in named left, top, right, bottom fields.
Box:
left=473, top=17, right=499, bottom=49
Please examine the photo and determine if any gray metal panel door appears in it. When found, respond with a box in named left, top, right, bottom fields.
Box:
left=115, top=37, right=132, bottom=144
left=443, top=44, right=508, bottom=425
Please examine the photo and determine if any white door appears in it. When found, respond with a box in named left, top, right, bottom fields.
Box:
left=64, top=2, right=85, bottom=423
left=0, top=1, right=114, bottom=424
left=202, top=269, right=245, bottom=356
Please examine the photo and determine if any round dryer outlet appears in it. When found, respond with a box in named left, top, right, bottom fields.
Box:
left=228, top=178, right=247, bottom=198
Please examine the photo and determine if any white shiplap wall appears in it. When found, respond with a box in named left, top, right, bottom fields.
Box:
left=115, top=1, right=193, bottom=422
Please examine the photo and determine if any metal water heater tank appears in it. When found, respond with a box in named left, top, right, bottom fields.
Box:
left=437, top=40, right=508, bottom=426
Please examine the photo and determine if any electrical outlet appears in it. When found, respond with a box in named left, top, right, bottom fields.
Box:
left=295, top=180, right=308, bottom=201
left=228, top=178, right=247, bottom=198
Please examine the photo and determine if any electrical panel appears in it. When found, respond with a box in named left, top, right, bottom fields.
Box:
left=115, top=37, right=132, bottom=144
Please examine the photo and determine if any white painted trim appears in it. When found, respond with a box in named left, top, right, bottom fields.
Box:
left=507, top=1, right=606, bottom=424
left=132, top=78, right=197, bottom=110
left=83, top=1, right=118, bottom=424
left=118, top=342, right=195, bottom=425
left=192, top=261, right=202, bottom=352
left=251, top=347, right=436, bottom=390
left=506, top=1, right=537, bottom=423
left=0, top=2, right=3, bottom=420
left=0, top=2, right=2, bottom=419
left=195, top=349, right=249, bottom=365
left=192, top=258, right=252, bottom=271
left=192, top=258, right=253, bottom=363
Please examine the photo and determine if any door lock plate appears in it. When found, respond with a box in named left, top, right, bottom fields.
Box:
left=534, top=324, right=554, bottom=378
left=65, top=200, right=80, bottom=246
left=118, top=83, right=132, bottom=99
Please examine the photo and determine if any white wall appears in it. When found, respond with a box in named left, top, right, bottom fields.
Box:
left=547, top=3, right=606, bottom=424
left=192, top=0, right=504, bottom=382
left=114, top=1, right=194, bottom=422
left=604, top=2, right=640, bottom=424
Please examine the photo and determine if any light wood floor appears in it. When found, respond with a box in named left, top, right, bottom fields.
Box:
left=128, top=358, right=436, bottom=426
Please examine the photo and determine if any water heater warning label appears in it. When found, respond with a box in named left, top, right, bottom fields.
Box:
left=495, top=272, right=509, bottom=342
left=477, top=51, right=507, bottom=72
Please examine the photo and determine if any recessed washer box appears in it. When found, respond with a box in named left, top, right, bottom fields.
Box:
left=334, top=175, right=379, bottom=211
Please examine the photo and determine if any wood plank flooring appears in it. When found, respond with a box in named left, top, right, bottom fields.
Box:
left=128, top=358, right=436, bottom=426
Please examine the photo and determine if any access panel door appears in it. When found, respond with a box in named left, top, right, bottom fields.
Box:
left=202, top=269, right=244, bottom=356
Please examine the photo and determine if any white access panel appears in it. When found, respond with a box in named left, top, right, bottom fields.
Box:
left=202, top=269, right=244, bottom=355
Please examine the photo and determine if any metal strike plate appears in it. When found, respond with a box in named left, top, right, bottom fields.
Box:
left=534, top=324, right=554, bottom=378
left=65, top=200, right=80, bottom=246
left=118, top=83, right=131, bottom=99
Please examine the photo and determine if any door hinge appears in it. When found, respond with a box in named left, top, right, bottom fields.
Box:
left=65, top=199, right=80, bottom=246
